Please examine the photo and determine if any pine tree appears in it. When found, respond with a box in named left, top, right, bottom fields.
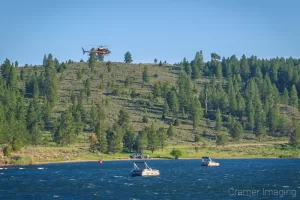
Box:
left=191, top=61, right=200, bottom=79
left=154, top=58, right=157, bottom=64
left=163, top=101, right=170, bottom=116
left=289, top=120, right=300, bottom=148
left=123, top=129, right=136, bottom=152
left=167, top=124, right=175, bottom=137
left=124, top=51, right=133, bottom=63
left=147, top=124, right=159, bottom=153
left=106, top=126, right=123, bottom=154
left=229, top=119, right=244, bottom=141
left=290, top=85, right=298, bottom=108
left=136, top=128, right=148, bottom=153
left=267, top=105, right=279, bottom=135
left=282, top=87, right=289, bottom=105
left=142, top=66, right=149, bottom=83
left=215, top=108, right=222, bottom=131
left=88, top=48, right=97, bottom=70
left=157, top=127, right=167, bottom=151
left=216, top=63, right=222, bottom=79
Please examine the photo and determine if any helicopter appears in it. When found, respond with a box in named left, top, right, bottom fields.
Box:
left=81, top=45, right=111, bottom=55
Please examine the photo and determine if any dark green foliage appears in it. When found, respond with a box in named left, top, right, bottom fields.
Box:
left=84, top=78, right=91, bottom=97
left=136, top=129, right=148, bottom=153
left=154, top=58, right=157, bottom=64
left=142, top=66, right=149, bottom=83
left=166, top=90, right=179, bottom=113
left=142, top=116, right=149, bottom=123
left=153, top=82, right=161, bottom=98
left=124, top=51, right=133, bottom=63
left=124, top=76, right=134, bottom=88
left=158, top=60, right=162, bottom=66
left=290, top=85, right=298, bottom=108
left=170, top=149, right=183, bottom=159
left=106, top=125, right=123, bottom=154
left=3, top=146, right=12, bottom=156
left=77, top=70, right=83, bottom=80
left=54, top=109, right=75, bottom=146
left=289, top=120, right=300, bottom=148
left=88, top=48, right=97, bottom=70
left=195, top=135, right=201, bottom=142
left=117, top=109, right=130, bottom=127
left=147, top=124, right=159, bottom=153
left=123, top=129, right=135, bottom=153
left=229, top=118, right=244, bottom=141
left=163, top=101, right=170, bottom=116
left=216, top=133, right=228, bottom=146
left=20, top=68, right=24, bottom=81
left=173, top=118, right=181, bottom=126
left=215, top=108, right=222, bottom=131
left=167, top=124, right=175, bottom=137
left=157, top=127, right=167, bottom=151
left=106, top=61, right=112, bottom=72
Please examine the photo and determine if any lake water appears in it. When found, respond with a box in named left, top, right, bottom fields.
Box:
left=0, top=159, right=299, bottom=200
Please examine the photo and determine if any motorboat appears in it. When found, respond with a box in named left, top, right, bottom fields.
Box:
left=131, top=161, right=160, bottom=177
left=201, top=156, right=220, bottom=166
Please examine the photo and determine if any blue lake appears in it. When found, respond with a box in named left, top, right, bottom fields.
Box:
left=0, top=159, right=299, bottom=200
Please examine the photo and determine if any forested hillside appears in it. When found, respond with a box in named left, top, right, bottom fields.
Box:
left=0, top=50, right=299, bottom=162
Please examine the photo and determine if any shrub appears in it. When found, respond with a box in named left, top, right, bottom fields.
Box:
left=3, top=146, right=12, bottom=157
left=173, top=118, right=181, bottom=126
left=142, top=116, right=149, bottom=123
left=195, top=135, right=201, bottom=142
left=170, top=149, right=183, bottom=159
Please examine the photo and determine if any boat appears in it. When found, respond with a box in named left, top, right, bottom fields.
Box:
left=201, top=156, right=220, bottom=166
left=131, top=161, right=160, bottom=177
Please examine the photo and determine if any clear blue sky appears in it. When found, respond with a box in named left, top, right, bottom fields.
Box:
left=0, top=0, right=299, bottom=66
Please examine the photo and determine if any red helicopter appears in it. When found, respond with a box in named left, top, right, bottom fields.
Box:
left=81, top=45, right=111, bottom=55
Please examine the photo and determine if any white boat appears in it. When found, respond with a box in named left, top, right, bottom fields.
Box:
left=201, top=156, right=220, bottom=167
left=131, top=161, right=160, bottom=177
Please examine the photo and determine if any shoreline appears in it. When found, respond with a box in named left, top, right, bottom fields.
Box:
left=2, top=156, right=296, bottom=167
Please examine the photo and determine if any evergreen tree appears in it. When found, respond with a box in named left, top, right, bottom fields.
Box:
left=159, top=60, right=162, bottom=66
left=54, top=110, right=75, bottom=146
left=147, top=124, right=159, bottom=153
left=290, top=84, right=298, bottom=108
left=215, top=108, right=222, bottom=131
left=136, top=129, right=148, bottom=153
left=229, top=119, right=244, bottom=142
left=282, top=87, right=289, bottom=105
left=166, top=90, right=179, bottom=113
left=157, top=127, right=167, bottom=151
left=123, top=129, right=136, bottom=152
left=167, top=124, right=175, bottom=137
left=289, top=120, right=300, bottom=148
left=117, top=109, right=130, bottom=127
left=191, top=61, right=200, bottom=79
left=216, top=62, right=222, bottom=79
left=106, top=125, right=123, bottom=154
left=154, top=58, right=157, bottom=64
left=142, top=66, right=149, bottom=83
left=124, top=51, right=133, bottom=63
left=88, top=48, right=97, bottom=70
left=267, top=105, right=279, bottom=135
left=163, top=101, right=170, bottom=116
left=216, top=133, right=228, bottom=146
left=240, top=54, right=250, bottom=79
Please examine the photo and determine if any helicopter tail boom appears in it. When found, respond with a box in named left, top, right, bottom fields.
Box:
left=81, top=47, right=87, bottom=55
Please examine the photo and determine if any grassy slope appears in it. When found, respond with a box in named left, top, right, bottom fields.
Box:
left=2, top=61, right=299, bottom=165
